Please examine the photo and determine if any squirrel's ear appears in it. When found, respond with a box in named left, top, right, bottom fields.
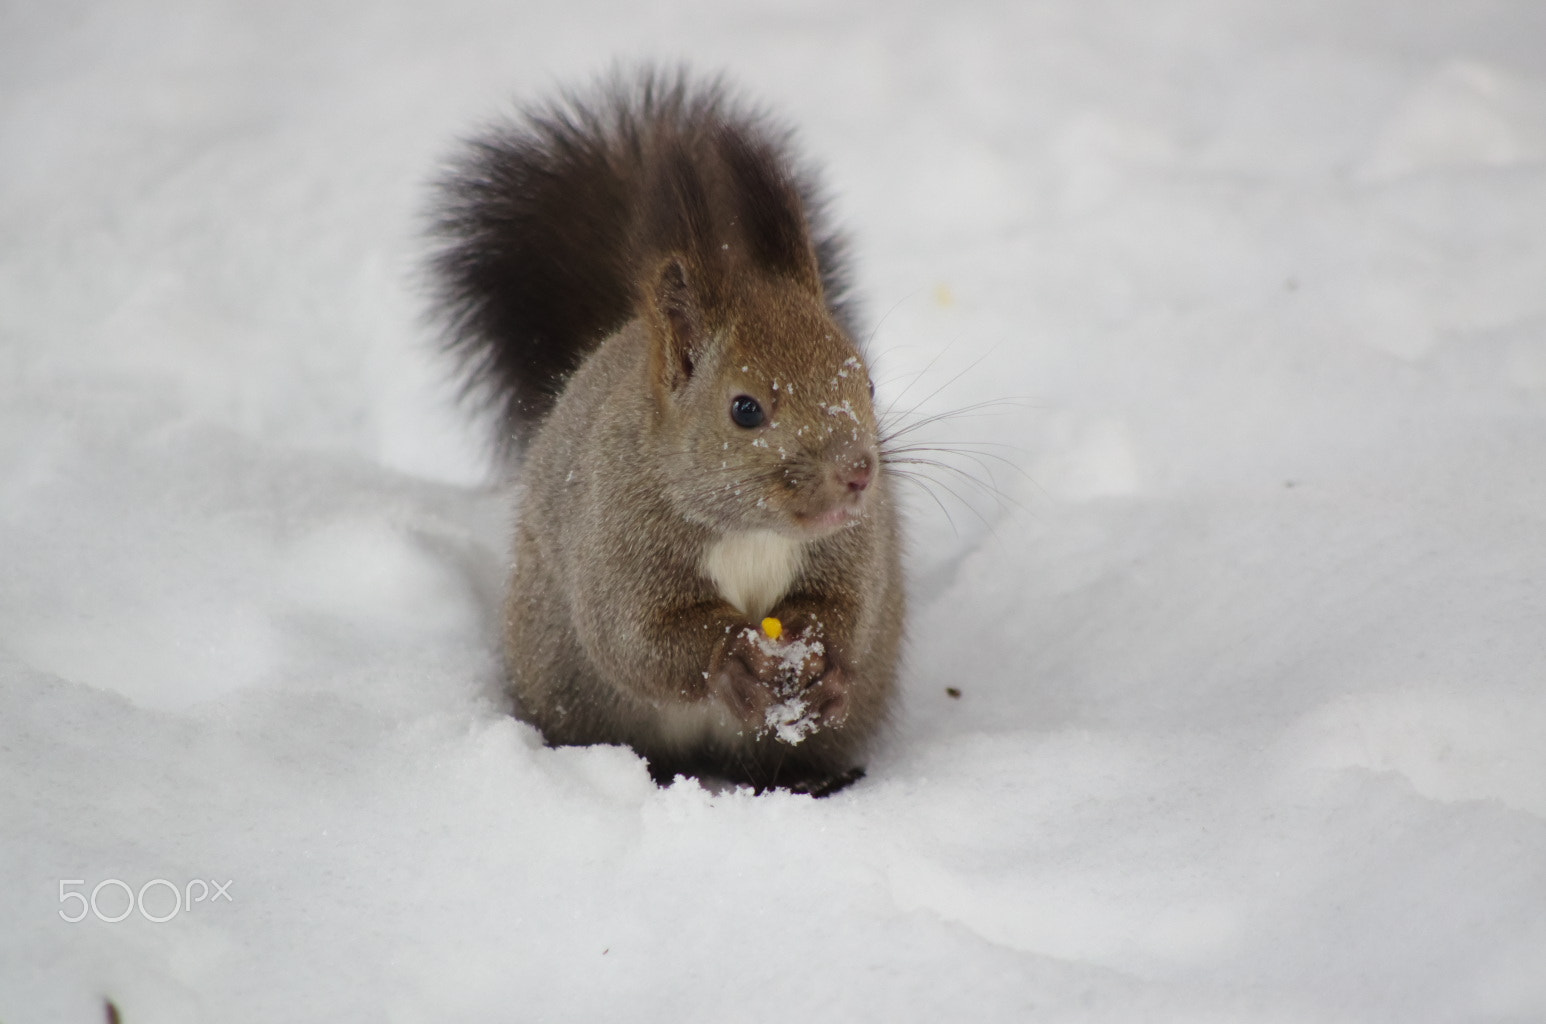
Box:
left=646, top=256, right=708, bottom=395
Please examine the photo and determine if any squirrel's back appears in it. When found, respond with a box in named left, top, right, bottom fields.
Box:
left=428, top=67, right=859, bottom=449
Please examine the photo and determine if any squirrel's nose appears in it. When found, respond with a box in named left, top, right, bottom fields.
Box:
left=838, top=455, right=872, bottom=493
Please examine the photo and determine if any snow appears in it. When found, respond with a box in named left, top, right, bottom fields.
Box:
left=3, top=0, right=1545, bottom=1020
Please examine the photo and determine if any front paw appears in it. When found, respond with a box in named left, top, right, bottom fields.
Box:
left=709, top=630, right=780, bottom=726
left=709, top=621, right=850, bottom=742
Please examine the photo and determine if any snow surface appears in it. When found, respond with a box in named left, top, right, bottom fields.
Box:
left=4, top=1, right=1546, bottom=1020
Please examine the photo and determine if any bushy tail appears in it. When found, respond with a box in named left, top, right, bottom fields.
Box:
left=426, top=66, right=857, bottom=451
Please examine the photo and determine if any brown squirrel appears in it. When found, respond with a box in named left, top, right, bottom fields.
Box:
left=428, top=68, right=904, bottom=793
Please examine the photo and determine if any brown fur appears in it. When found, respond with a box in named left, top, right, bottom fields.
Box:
left=430, top=68, right=903, bottom=791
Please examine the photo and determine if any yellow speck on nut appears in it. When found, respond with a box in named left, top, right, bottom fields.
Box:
left=761, top=616, right=783, bottom=641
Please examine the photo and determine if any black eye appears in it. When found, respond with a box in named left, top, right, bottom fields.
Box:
left=730, top=394, right=764, bottom=429
left=868, top=378, right=875, bottom=398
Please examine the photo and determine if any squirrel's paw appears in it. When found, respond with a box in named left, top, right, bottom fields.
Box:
left=710, top=621, right=849, bottom=740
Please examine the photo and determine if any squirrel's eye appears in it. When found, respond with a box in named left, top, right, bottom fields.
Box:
left=730, top=394, right=765, bottom=429
left=868, top=377, right=875, bottom=398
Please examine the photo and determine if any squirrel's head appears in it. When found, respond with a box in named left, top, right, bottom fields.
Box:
left=638, top=124, right=882, bottom=538
left=643, top=256, right=881, bottom=540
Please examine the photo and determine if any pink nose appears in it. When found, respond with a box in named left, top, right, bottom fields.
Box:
left=839, top=456, right=872, bottom=493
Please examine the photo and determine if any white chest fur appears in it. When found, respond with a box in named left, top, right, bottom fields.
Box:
left=701, top=529, right=806, bottom=619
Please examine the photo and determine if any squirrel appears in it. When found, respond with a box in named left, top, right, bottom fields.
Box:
left=427, top=67, right=904, bottom=794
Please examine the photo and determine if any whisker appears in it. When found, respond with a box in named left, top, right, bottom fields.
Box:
left=881, top=397, right=1036, bottom=444
left=891, top=436, right=1031, bottom=452
left=887, top=469, right=961, bottom=537
left=872, top=365, right=930, bottom=395
left=877, top=335, right=966, bottom=425
left=889, top=467, right=994, bottom=531
left=883, top=441, right=1036, bottom=487
left=883, top=455, right=1031, bottom=516
left=863, top=288, right=923, bottom=354
left=880, top=338, right=1011, bottom=431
